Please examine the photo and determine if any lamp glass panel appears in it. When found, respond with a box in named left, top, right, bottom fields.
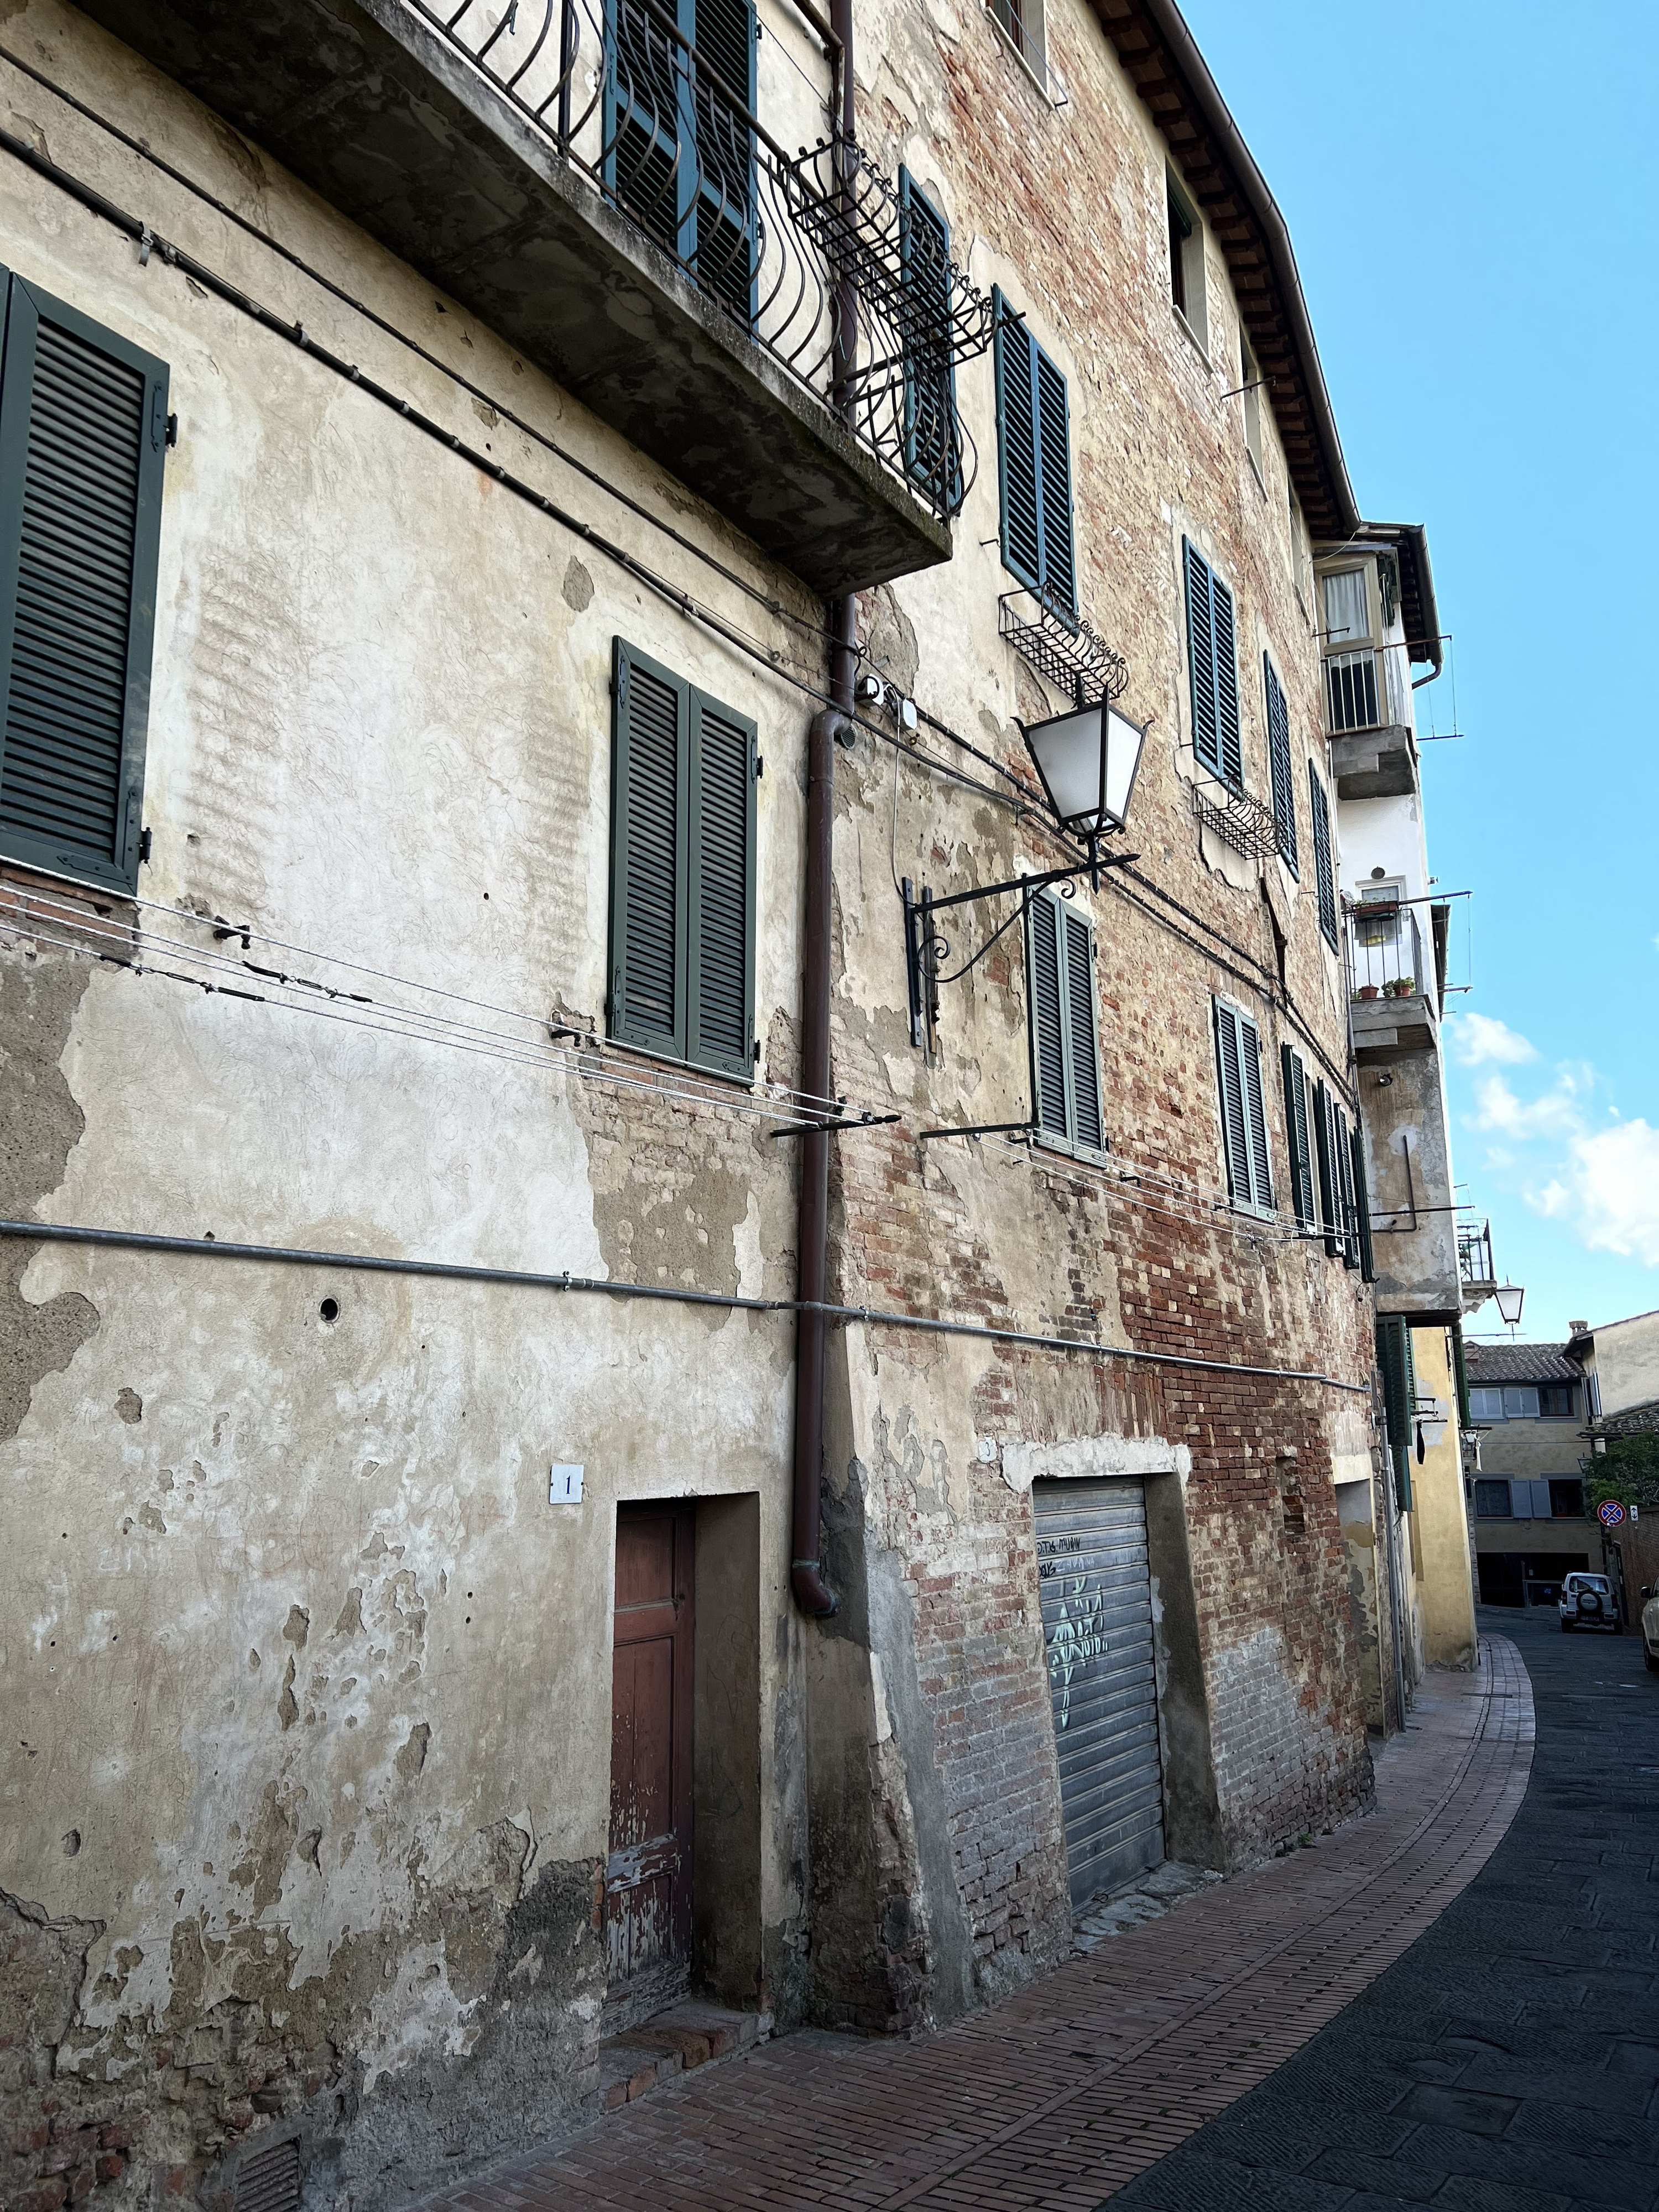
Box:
left=1104, top=708, right=1144, bottom=828
left=1024, top=706, right=1104, bottom=828
left=1494, top=1284, right=1526, bottom=1325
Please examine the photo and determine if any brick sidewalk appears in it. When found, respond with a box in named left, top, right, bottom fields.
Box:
left=423, top=1637, right=1533, bottom=2212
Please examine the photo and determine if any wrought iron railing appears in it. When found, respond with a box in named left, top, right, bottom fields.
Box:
left=998, top=586, right=1128, bottom=703
left=1347, top=899, right=1425, bottom=1000
left=1458, top=1220, right=1496, bottom=1290
left=406, top=0, right=993, bottom=516
left=1324, top=641, right=1410, bottom=734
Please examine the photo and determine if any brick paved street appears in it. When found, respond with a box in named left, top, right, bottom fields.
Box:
left=419, top=1634, right=1533, bottom=2212
left=1107, top=1604, right=1659, bottom=2210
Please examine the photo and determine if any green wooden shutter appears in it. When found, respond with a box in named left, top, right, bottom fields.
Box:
left=1264, top=654, right=1297, bottom=875
left=1183, top=540, right=1240, bottom=787
left=900, top=172, right=957, bottom=510
left=1309, top=761, right=1338, bottom=948
left=1350, top=1123, right=1376, bottom=1282
left=1239, top=1009, right=1271, bottom=1208
left=1451, top=1320, right=1470, bottom=1427
left=994, top=291, right=1041, bottom=593
left=1377, top=1316, right=1413, bottom=1507
left=610, top=639, right=688, bottom=1055
left=0, top=269, right=168, bottom=893
left=691, top=0, right=757, bottom=316
left=1312, top=1078, right=1340, bottom=1256
left=1034, top=350, right=1076, bottom=618
left=1061, top=902, right=1102, bottom=1151
left=1280, top=1043, right=1314, bottom=1228
left=1027, top=889, right=1067, bottom=1140
left=1212, top=569, right=1241, bottom=787
left=687, top=685, right=756, bottom=1076
left=606, top=0, right=685, bottom=256
left=1333, top=1099, right=1359, bottom=1269
left=1184, top=539, right=1219, bottom=778
left=1213, top=997, right=1259, bottom=1204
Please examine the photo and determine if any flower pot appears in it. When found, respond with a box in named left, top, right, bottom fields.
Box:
left=1357, top=985, right=1380, bottom=1001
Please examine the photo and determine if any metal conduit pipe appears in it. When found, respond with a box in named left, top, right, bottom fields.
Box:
left=790, top=0, right=857, bottom=1619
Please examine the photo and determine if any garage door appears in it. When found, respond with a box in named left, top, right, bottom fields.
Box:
left=1035, top=1477, right=1165, bottom=1911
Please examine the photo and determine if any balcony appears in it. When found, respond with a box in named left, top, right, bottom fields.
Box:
left=1347, top=903, right=1438, bottom=1062
left=1458, top=1220, right=1499, bottom=1314
left=84, top=0, right=985, bottom=594
left=1323, top=645, right=1416, bottom=796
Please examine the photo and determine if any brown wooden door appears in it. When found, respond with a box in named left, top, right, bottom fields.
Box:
left=607, top=1504, right=695, bottom=2005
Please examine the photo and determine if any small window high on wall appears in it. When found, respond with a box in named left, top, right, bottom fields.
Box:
left=1167, top=174, right=1207, bottom=350
left=1026, top=889, right=1103, bottom=1158
left=1212, top=997, right=1272, bottom=1212
left=988, top=0, right=1046, bottom=85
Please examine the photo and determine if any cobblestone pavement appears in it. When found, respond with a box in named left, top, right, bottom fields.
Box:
left=1105, top=1604, right=1659, bottom=2210
left=420, top=1634, right=1532, bottom=2212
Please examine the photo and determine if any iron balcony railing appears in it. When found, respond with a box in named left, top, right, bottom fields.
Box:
left=1458, top=1220, right=1496, bottom=1290
left=408, top=0, right=993, bottom=517
left=1323, top=641, right=1410, bottom=735
left=1347, top=899, right=1425, bottom=1001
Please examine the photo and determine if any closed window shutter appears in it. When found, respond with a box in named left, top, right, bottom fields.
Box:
left=1212, top=571, right=1241, bottom=786
left=1183, top=540, right=1240, bottom=787
left=1184, top=540, right=1218, bottom=777
left=1034, top=352, right=1076, bottom=618
left=690, top=0, right=758, bottom=316
left=1332, top=1099, right=1359, bottom=1268
left=1264, top=655, right=1297, bottom=874
left=1027, top=890, right=1068, bottom=1140
left=611, top=640, right=687, bottom=1054
left=687, top=690, right=756, bottom=1076
left=995, top=294, right=1075, bottom=615
left=899, top=173, right=957, bottom=509
left=1376, top=1316, right=1413, bottom=1506
left=994, top=292, right=1041, bottom=592
left=1349, top=1122, right=1376, bottom=1282
left=1308, top=763, right=1338, bottom=948
left=1451, top=1320, right=1470, bottom=1427
left=1280, top=1043, right=1314, bottom=1227
left=1312, top=1078, right=1340, bottom=1255
left=1240, top=1010, right=1272, bottom=1208
left=1213, top=997, right=1261, bottom=1205
left=0, top=270, right=168, bottom=893
left=608, top=0, right=684, bottom=255
left=1062, top=904, right=1102, bottom=1151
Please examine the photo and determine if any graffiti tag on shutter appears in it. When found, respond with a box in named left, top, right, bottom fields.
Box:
left=1045, top=1573, right=1112, bottom=1730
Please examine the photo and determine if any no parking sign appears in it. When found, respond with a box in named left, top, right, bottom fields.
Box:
left=1598, top=1499, right=1627, bottom=1528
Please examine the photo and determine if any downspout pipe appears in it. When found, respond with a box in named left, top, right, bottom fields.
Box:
left=791, top=0, right=858, bottom=1619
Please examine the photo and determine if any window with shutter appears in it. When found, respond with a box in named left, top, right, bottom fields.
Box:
left=606, top=0, right=757, bottom=316
left=1280, top=1044, right=1314, bottom=1228
left=1349, top=1123, right=1376, bottom=1282
left=1376, top=1316, right=1414, bottom=1507
left=0, top=269, right=168, bottom=893
left=1308, top=761, right=1338, bottom=949
left=899, top=173, right=958, bottom=511
left=609, top=638, right=757, bottom=1078
left=1213, top=998, right=1272, bottom=1210
left=1312, top=1079, right=1343, bottom=1258
left=1025, top=890, right=1104, bottom=1156
left=1331, top=1097, right=1359, bottom=1269
left=993, top=293, right=1077, bottom=618
left=1263, top=654, right=1297, bottom=875
left=1183, top=540, right=1241, bottom=787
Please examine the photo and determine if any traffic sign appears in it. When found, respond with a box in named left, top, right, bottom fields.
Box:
left=1598, top=1499, right=1627, bottom=1528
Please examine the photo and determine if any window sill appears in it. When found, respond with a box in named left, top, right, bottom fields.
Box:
left=599, top=1031, right=759, bottom=1096
left=1031, top=1133, right=1110, bottom=1171
left=1172, top=305, right=1211, bottom=371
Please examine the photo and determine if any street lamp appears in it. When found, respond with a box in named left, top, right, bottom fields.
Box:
left=1021, top=700, right=1146, bottom=843
left=902, top=697, right=1148, bottom=1053
left=1494, top=1282, right=1525, bottom=1331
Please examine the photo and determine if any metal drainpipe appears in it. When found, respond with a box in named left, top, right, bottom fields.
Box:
left=790, top=0, right=857, bottom=1621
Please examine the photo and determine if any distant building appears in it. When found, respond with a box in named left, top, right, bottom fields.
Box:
left=1463, top=1342, right=1598, bottom=1608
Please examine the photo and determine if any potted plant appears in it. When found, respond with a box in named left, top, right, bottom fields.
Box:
left=1383, top=975, right=1415, bottom=998
left=1355, top=985, right=1380, bottom=1001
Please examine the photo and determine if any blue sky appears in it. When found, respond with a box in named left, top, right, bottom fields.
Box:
left=1178, top=0, right=1659, bottom=1342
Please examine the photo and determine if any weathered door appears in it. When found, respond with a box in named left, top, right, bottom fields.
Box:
left=1035, top=1477, right=1165, bottom=1911
left=607, top=1503, right=695, bottom=2015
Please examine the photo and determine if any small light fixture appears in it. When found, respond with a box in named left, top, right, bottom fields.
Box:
left=1494, top=1283, right=1526, bottom=1327
left=1415, top=1400, right=1449, bottom=1459
left=1021, top=700, right=1147, bottom=844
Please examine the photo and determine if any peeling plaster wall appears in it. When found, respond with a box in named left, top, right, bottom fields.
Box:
left=0, top=5, right=818, bottom=2205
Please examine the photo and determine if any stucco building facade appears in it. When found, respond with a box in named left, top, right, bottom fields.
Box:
left=1, top=3, right=1452, bottom=2209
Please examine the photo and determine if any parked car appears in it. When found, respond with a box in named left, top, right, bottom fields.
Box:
left=1641, top=1586, right=1659, bottom=1673
left=1559, top=1572, right=1618, bottom=1633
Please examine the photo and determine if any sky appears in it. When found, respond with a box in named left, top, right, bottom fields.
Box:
left=1177, top=0, right=1659, bottom=1344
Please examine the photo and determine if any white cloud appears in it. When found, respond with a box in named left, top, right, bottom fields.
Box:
left=1452, top=1011, right=1538, bottom=1067
left=1470, top=1072, right=1585, bottom=1141
left=1530, top=1120, right=1659, bottom=1267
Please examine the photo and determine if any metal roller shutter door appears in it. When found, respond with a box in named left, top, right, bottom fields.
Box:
left=1035, top=1476, right=1165, bottom=1910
